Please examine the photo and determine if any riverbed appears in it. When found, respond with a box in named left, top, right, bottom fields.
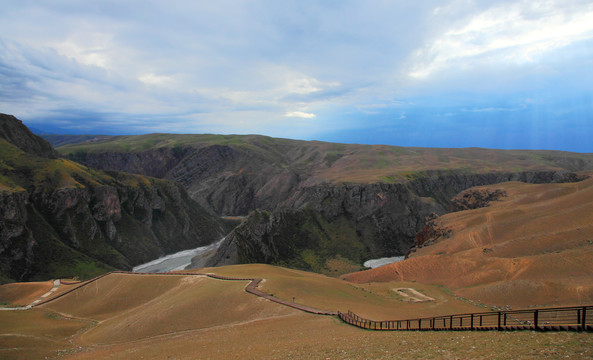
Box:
left=133, top=238, right=225, bottom=273
left=363, top=256, right=405, bottom=269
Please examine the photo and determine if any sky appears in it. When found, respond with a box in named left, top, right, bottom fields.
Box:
left=1, top=0, right=592, bottom=152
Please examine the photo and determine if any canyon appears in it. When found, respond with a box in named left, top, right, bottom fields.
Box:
left=48, top=128, right=593, bottom=275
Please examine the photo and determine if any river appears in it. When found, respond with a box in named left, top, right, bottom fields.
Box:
left=363, top=256, right=405, bottom=269
left=132, top=238, right=225, bottom=273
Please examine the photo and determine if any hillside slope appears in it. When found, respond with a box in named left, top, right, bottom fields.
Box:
left=1, top=266, right=591, bottom=359
left=0, top=115, right=229, bottom=282
left=342, top=178, right=593, bottom=307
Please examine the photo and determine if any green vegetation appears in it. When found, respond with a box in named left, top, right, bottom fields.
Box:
left=49, top=260, right=112, bottom=281
left=1, top=128, right=227, bottom=282
left=324, top=151, right=344, bottom=167
left=236, top=209, right=372, bottom=277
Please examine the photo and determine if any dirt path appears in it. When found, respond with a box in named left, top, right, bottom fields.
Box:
left=0, top=279, right=60, bottom=311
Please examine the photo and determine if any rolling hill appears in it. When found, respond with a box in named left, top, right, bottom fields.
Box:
left=1, top=264, right=592, bottom=359
left=342, top=178, right=593, bottom=308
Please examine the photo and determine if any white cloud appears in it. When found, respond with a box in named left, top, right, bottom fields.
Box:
left=285, top=111, right=316, bottom=118
left=51, top=33, right=113, bottom=69
left=139, top=73, right=173, bottom=85
left=409, top=1, right=593, bottom=78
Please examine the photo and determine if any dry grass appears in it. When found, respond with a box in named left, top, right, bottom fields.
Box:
left=195, top=264, right=480, bottom=320
left=0, top=280, right=53, bottom=307
left=2, top=265, right=592, bottom=359
left=0, top=308, right=93, bottom=360
left=66, top=313, right=593, bottom=360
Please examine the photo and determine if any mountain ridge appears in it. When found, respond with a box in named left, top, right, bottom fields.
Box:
left=0, top=114, right=229, bottom=282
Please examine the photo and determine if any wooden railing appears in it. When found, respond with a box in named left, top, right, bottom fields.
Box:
left=338, top=305, right=593, bottom=332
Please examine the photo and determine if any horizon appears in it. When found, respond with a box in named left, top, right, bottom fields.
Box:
left=2, top=1, right=592, bottom=152
left=33, top=126, right=593, bottom=154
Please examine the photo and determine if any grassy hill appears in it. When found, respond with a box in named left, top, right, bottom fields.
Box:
left=55, top=133, right=593, bottom=184
left=1, top=265, right=591, bottom=359
left=342, top=177, right=593, bottom=308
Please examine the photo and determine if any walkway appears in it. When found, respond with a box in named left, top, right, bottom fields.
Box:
left=0, top=279, right=60, bottom=311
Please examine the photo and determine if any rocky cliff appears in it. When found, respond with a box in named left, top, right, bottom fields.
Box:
left=204, top=171, right=584, bottom=273
left=59, top=136, right=593, bottom=217
left=1, top=114, right=58, bottom=158
left=0, top=115, right=228, bottom=282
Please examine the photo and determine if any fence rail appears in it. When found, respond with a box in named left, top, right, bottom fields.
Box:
left=338, top=305, right=593, bottom=332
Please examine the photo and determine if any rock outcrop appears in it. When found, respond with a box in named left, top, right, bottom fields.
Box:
left=450, top=188, right=507, bottom=211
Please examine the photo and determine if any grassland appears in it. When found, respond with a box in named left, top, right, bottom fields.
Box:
left=1, top=266, right=591, bottom=359
left=0, top=138, right=163, bottom=192
left=55, top=133, right=593, bottom=184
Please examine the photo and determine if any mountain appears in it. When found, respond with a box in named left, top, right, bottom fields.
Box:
left=342, top=178, right=593, bottom=307
left=41, top=134, right=114, bottom=147
left=0, top=114, right=58, bottom=158
left=51, top=132, right=593, bottom=275
left=0, top=114, right=230, bottom=283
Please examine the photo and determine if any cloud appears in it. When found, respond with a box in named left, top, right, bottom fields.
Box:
left=285, top=111, right=316, bottom=119
left=408, top=0, right=593, bottom=78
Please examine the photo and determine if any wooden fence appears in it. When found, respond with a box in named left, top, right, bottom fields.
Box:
left=338, top=305, right=593, bottom=332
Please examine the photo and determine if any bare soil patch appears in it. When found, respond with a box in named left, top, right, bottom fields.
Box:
left=394, top=287, right=435, bottom=302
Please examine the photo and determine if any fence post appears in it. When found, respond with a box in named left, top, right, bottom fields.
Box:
left=582, top=306, right=587, bottom=331
left=534, top=310, right=539, bottom=331
left=450, top=315, right=453, bottom=330
left=432, top=317, right=435, bottom=330
left=503, top=312, right=507, bottom=326
left=480, top=315, right=483, bottom=327
left=471, top=314, right=474, bottom=330
left=419, top=318, right=422, bottom=330
left=498, top=312, right=501, bottom=331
